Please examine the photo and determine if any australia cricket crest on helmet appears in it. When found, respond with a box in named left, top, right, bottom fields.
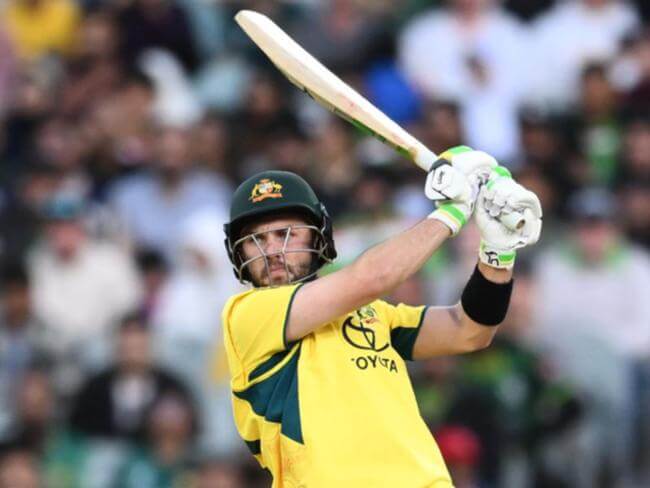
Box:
left=249, top=178, right=283, bottom=202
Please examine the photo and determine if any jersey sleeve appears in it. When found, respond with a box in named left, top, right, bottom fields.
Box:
left=377, top=300, right=428, bottom=361
left=223, top=284, right=303, bottom=380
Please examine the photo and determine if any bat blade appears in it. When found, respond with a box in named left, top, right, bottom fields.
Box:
left=235, top=9, right=437, bottom=172
left=235, top=10, right=526, bottom=231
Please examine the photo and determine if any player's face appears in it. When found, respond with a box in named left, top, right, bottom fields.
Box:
left=240, top=215, right=316, bottom=287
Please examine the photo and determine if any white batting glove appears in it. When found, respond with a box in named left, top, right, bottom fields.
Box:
left=475, top=168, right=543, bottom=269
left=426, top=146, right=498, bottom=235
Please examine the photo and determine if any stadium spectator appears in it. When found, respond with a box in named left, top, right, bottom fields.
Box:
left=231, top=74, right=302, bottom=177
left=0, top=263, right=43, bottom=438
left=614, top=29, right=650, bottom=114
left=191, top=115, right=232, bottom=178
left=420, top=100, right=465, bottom=157
left=309, top=119, right=362, bottom=218
left=531, top=0, right=640, bottom=107
left=516, top=109, right=577, bottom=218
left=109, top=126, right=231, bottom=260
left=0, top=73, right=56, bottom=173
left=0, top=446, right=41, bottom=488
left=31, top=117, right=92, bottom=198
left=398, top=0, right=531, bottom=162
left=534, top=187, right=650, bottom=364
left=59, top=11, right=124, bottom=119
left=152, top=208, right=243, bottom=455
left=69, top=314, right=192, bottom=443
left=570, top=63, right=623, bottom=186
left=290, top=0, right=388, bottom=73
left=2, top=364, right=129, bottom=487
left=0, top=25, right=17, bottom=117
left=533, top=187, right=650, bottom=485
left=0, top=164, right=60, bottom=261
left=78, top=71, right=156, bottom=187
left=135, top=248, right=169, bottom=320
left=28, top=194, right=141, bottom=387
left=116, top=0, right=199, bottom=74
left=618, top=180, right=650, bottom=248
left=1, top=365, right=59, bottom=457
left=620, top=113, right=650, bottom=183
left=113, top=392, right=197, bottom=488
left=434, top=425, right=482, bottom=488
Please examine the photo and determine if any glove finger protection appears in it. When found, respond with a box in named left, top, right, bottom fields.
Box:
left=476, top=171, right=543, bottom=268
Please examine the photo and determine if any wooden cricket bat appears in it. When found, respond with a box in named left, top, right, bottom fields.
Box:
left=234, top=9, right=437, bottom=172
left=235, top=10, right=525, bottom=230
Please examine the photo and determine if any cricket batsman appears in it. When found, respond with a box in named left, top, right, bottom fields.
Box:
left=222, top=146, right=542, bottom=487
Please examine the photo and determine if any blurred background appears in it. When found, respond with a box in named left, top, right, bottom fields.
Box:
left=0, top=0, right=648, bottom=487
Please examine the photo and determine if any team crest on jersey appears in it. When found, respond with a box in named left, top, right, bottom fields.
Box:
left=250, top=179, right=283, bottom=202
left=357, top=306, right=379, bottom=324
left=344, top=306, right=398, bottom=373
left=343, top=306, right=388, bottom=352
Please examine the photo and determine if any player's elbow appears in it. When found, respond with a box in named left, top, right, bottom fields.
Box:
left=470, top=332, right=496, bottom=351
left=459, top=325, right=497, bottom=353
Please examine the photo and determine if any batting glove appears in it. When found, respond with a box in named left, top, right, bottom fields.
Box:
left=475, top=168, right=543, bottom=269
left=426, top=146, right=498, bottom=235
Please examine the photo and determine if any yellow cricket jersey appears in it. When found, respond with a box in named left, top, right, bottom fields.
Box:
left=222, top=284, right=453, bottom=487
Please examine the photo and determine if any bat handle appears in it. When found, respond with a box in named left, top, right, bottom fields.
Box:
left=414, top=147, right=438, bottom=172
left=500, top=212, right=526, bottom=231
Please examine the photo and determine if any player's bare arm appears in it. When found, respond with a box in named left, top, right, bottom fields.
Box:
left=411, top=263, right=511, bottom=359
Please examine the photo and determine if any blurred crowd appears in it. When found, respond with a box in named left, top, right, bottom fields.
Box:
left=0, top=0, right=648, bottom=487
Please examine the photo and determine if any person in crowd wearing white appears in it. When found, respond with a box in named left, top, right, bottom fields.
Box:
left=152, top=208, right=244, bottom=455
left=398, top=0, right=531, bottom=163
left=531, top=0, right=640, bottom=107
left=532, top=187, right=650, bottom=486
left=28, top=194, right=141, bottom=391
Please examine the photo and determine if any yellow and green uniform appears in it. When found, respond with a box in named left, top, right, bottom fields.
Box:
left=223, top=284, right=452, bottom=487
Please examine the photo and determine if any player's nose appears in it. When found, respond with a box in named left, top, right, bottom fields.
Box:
left=263, top=233, right=285, bottom=255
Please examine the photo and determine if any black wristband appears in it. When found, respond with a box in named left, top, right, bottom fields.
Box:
left=461, top=265, right=513, bottom=326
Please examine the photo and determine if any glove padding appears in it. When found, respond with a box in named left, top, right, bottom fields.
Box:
left=475, top=170, right=543, bottom=269
left=426, top=146, right=498, bottom=235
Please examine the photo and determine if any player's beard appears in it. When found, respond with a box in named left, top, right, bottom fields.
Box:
left=249, top=253, right=314, bottom=287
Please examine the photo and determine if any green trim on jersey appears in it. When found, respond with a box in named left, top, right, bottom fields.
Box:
left=234, top=344, right=304, bottom=445
left=390, top=306, right=429, bottom=361
left=282, top=284, right=304, bottom=349
left=245, top=439, right=261, bottom=455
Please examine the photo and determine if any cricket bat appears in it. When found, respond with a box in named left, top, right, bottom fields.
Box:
left=235, top=9, right=437, bottom=172
left=235, top=10, right=524, bottom=230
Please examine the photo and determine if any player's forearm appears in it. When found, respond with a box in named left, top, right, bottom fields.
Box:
left=411, top=264, right=513, bottom=358
left=350, top=218, right=450, bottom=299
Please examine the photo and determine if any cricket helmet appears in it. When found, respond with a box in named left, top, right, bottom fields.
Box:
left=224, top=170, right=337, bottom=284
